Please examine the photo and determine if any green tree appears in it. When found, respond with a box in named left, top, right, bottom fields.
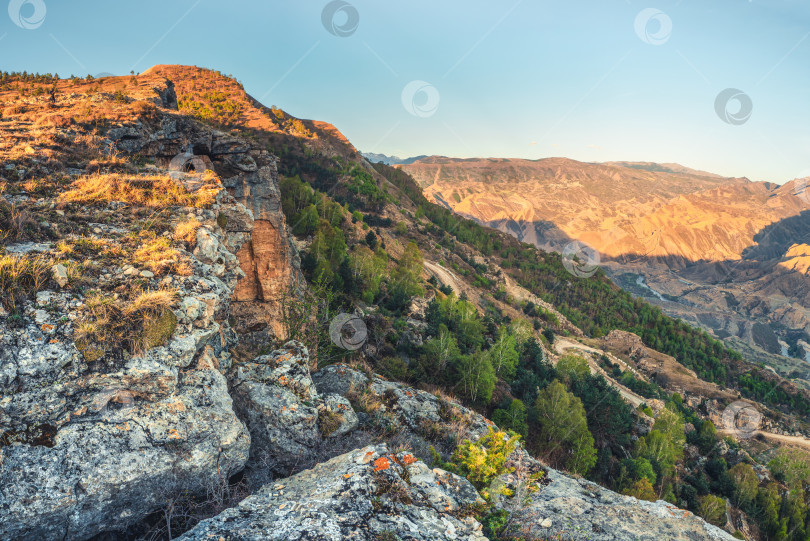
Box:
left=308, top=220, right=347, bottom=285
left=492, top=399, right=528, bottom=438
left=488, top=329, right=519, bottom=380
left=755, top=483, right=785, bottom=539
left=293, top=204, right=319, bottom=236
left=556, top=354, right=590, bottom=384
left=509, top=318, right=533, bottom=345
left=455, top=350, right=496, bottom=403
left=630, top=457, right=656, bottom=485
left=347, top=245, right=387, bottom=302
left=634, top=407, right=685, bottom=485
left=697, top=494, right=726, bottom=526
left=624, top=478, right=657, bottom=501
left=390, top=241, right=424, bottom=299
left=365, top=230, right=378, bottom=249
left=728, top=463, right=758, bottom=506
left=533, top=380, right=597, bottom=475
left=419, top=325, right=461, bottom=381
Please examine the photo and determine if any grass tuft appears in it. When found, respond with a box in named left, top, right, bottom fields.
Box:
left=173, top=218, right=202, bottom=244
left=75, top=288, right=179, bottom=360
left=0, top=254, right=52, bottom=311
left=133, top=236, right=190, bottom=276
left=59, top=173, right=219, bottom=208
left=317, top=409, right=345, bottom=437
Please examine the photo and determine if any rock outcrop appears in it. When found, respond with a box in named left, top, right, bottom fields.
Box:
left=0, top=202, right=252, bottom=540
left=305, top=365, right=737, bottom=541
left=511, top=467, right=736, bottom=540
left=230, top=341, right=322, bottom=475
left=106, top=93, right=298, bottom=352
left=178, top=444, right=488, bottom=541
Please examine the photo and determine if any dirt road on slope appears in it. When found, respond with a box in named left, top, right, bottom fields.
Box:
left=553, top=337, right=647, bottom=408
left=554, top=340, right=810, bottom=452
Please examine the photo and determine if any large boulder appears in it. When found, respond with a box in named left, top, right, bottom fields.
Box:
left=0, top=358, right=249, bottom=541
left=231, top=341, right=336, bottom=476
left=178, top=444, right=488, bottom=541
left=509, top=464, right=737, bottom=540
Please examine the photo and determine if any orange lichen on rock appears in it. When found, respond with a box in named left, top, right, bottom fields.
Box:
left=400, top=454, right=418, bottom=466
left=373, top=457, right=391, bottom=472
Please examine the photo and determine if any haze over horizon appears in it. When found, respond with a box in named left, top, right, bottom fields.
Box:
left=5, top=0, right=808, bottom=182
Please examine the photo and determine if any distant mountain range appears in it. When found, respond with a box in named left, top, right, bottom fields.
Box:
left=361, top=152, right=428, bottom=165
left=401, top=156, right=810, bottom=382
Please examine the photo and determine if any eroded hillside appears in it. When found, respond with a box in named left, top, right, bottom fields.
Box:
left=401, top=156, right=810, bottom=384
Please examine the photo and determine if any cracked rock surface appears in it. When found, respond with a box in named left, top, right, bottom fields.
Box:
left=179, top=444, right=488, bottom=541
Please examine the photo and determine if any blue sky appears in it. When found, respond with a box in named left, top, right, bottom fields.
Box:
left=2, top=0, right=809, bottom=182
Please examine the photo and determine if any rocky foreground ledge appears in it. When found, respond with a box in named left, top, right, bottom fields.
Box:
left=1, top=331, right=737, bottom=540
left=179, top=444, right=488, bottom=541
left=182, top=352, right=738, bottom=541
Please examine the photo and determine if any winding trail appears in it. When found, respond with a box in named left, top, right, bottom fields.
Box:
left=553, top=337, right=647, bottom=408
left=423, top=261, right=463, bottom=294
left=556, top=339, right=810, bottom=451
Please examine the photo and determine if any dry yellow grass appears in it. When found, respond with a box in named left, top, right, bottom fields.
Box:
left=76, top=288, right=179, bottom=360
left=124, top=289, right=179, bottom=315
left=59, top=173, right=219, bottom=208
left=56, top=236, right=125, bottom=260
left=133, top=236, right=191, bottom=276
left=0, top=253, right=53, bottom=311
left=174, top=218, right=202, bottom=244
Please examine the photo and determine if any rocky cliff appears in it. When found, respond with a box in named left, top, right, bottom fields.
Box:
left=0, top=73, right=297, bottom=538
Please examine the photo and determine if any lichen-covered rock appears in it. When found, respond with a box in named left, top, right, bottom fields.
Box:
left=319, top=393, right=358, bottom=438
left=511, top=467, right=737, bottom=540
left=0, top=185, right=253, bottom=540
left=178, top=445, right=488, bottom=541
left=0, top=360, right=250, bottom=541
left=230, top=341, right=321, bottom=474
left=370, top=378, right=489, bottom=437
left=312, top=363, right=370, bottom=397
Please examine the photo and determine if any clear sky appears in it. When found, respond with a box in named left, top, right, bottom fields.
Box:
left=3, top=0, right=809, bottom=182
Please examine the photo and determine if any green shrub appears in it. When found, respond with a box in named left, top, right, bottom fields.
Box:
left=435, top=427, right=520, bottom=495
